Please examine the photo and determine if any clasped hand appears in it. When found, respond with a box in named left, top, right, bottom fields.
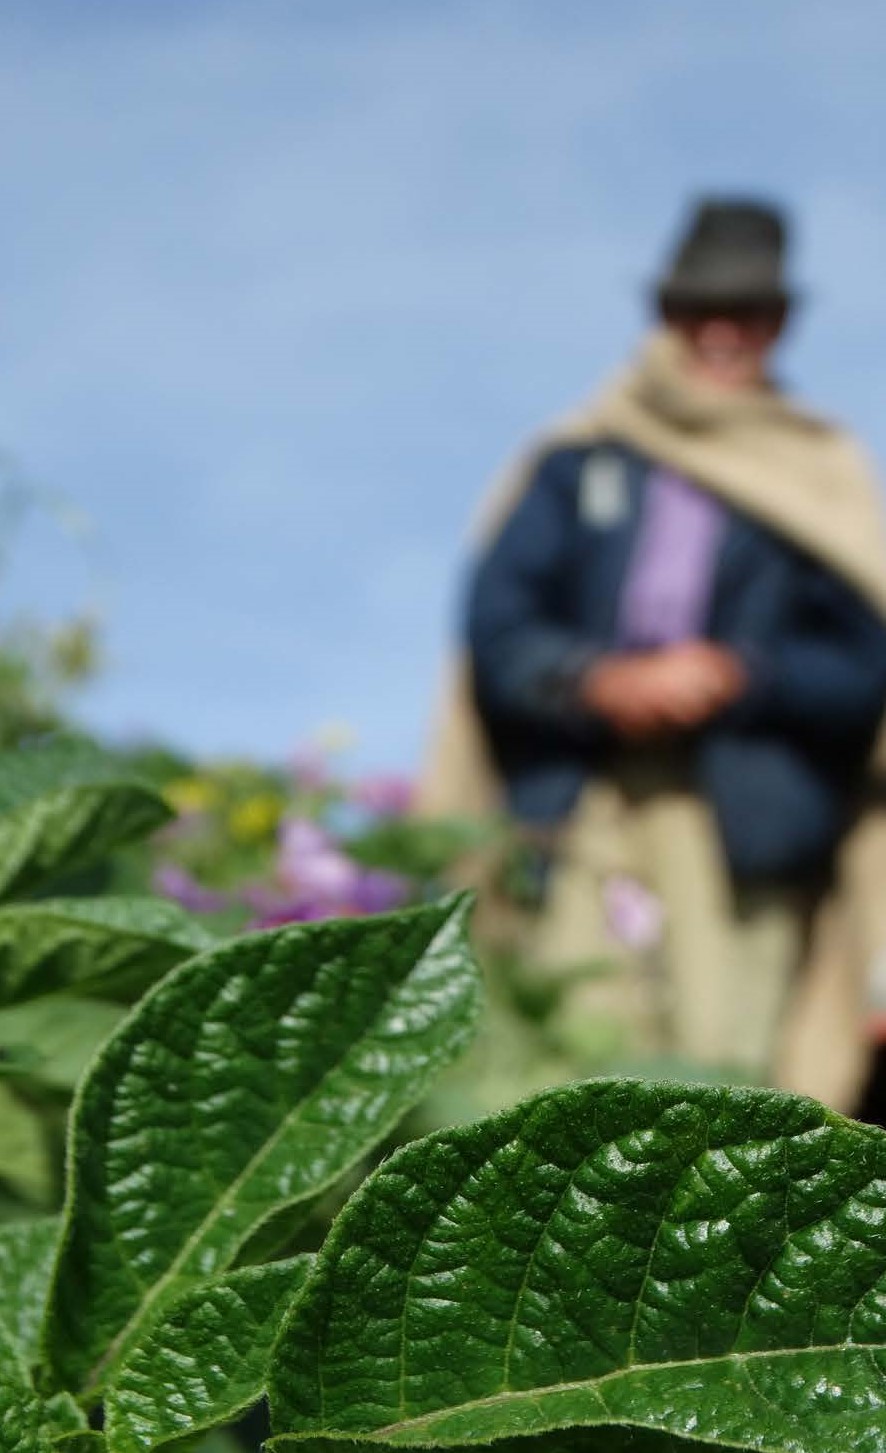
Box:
left=581, top=639, right=747, bottom=741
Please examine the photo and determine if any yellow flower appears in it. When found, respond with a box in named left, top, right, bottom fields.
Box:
left=165, top=776, right=221, bottom=816
left=227, top=793, right=283, bottom=843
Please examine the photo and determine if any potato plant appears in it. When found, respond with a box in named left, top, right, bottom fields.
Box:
left=0, top=740, right=884, bottom=1453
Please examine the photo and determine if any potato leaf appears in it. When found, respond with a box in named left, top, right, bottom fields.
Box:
left=0, top=1321, right=49, bottom=1453
left=105, top=1255, right=313, bottom=1453
left=43, top=895, right=482, bottom=1399
left=42, top=1394, right=87, bottom=1439
left=0, top=897, right=216, bottom=1007
left=0, top=997, right=126, bottom=1091
left=269, top=1079, right=886, bottom=1453
left=0, top=739, right=170, bottom=902
left=0, top=1217, right=59, bottom=1366
left=0, top=1083, right=53, bottom=1206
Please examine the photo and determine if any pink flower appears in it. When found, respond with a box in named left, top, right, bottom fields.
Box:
left=603, top=875, right=664, bottom=954
left=350, top=869, right=411, bottom=914
left=289, top=746, right=332, bottom=792
left=277, top=817, right=360, bottom=903
left=350, top=774, right=414, bottom=818
left=278, top=818, right=331, bottom=860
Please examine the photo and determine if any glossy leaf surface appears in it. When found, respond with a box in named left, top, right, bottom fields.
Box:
left=105, top=1255, right=313, bottom=1453
left=44, top=895, right=481, bottom=1398
left=270, top=1079, right=886, bottom=1453
left=0, top=897, right=215, bottom=1007
left=0, top=1217, right=58, bottom=1365
left=0, top=739, right=170, bottom=902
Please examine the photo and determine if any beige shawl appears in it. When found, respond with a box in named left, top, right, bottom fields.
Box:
left=417, top=330, right=886, bottom=1109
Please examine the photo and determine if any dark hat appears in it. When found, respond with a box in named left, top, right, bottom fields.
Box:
left=656, top=198, right=794, bottom=313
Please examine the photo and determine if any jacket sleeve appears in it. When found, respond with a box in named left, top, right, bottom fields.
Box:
left=743, top=562, right=886, bottom=748
left=465, top=450, right=604, bottom=736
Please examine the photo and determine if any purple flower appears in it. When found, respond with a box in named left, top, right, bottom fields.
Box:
left=603, top=875, right=663, bottom=954
left=152, top=864, right=228, bottom=915
left=350, top=774, right=414, bottom=818
left=238, top=882, right=290, bottom=914
left=277, top=816, right=360, bottom=905
left=350, top=868, right=411, bottom=914
left=249, top=902, right=331, bottom=929
left=278, top=817, right=331, bottom=860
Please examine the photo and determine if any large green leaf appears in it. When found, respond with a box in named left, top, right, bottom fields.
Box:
left=0, top=898, right=216, bottom=1007
left=0, top=1218, right=59, bottom=1365
left=43, top=895, right=482, bottom=1399
left=0, top=997, right=126, bottom=1090
left=269, top=1079, right=886, bottom=1453
left=105, top=1255, right=313, bottom=1453
left=0, top=738, right=171, bottom=902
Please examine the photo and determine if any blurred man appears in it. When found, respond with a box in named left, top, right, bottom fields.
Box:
left=421, top=199, right=886, bottom=1104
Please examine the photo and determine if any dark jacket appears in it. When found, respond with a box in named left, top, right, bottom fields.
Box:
left=466, top=440, right=886, bottom=882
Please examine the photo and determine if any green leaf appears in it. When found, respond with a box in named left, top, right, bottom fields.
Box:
left=105, top=1255, right=313, bottom=1453
left=0, top=1320, right=49, bottom=1453
left=0, top=997, right=126, bottom=1090
left=42, top=1396, right=87, bottom=1439
left=0, top=1045, right=44, bottom=1077
left=0, top=898, right=216, bottom=1007
left=0, top=1084, right=53, bottom=1206
left=43, top=895, right=482, bottom=1399
left=49, top=1437, right=105, bottom=1453
left=0, top=738, right=171, bottom=902
left=269, top=1079, right=886, bottom=1453
left=0, top=1217, right=59, bottom=1364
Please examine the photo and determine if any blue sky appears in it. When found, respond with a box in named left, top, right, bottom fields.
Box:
left=2, top=1, right=886, bottom=769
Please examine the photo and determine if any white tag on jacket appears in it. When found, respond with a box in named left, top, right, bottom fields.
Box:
left=579, top=453, right=628, bottom=526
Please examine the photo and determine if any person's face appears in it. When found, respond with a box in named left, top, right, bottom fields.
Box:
left=669, top=305, right=786, bottom=390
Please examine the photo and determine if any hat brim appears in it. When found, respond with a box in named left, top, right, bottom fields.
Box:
left=655, top=282, right=795, bottom=314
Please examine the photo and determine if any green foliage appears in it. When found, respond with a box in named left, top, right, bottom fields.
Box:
left=0, top=738, right=171, bottom=902
left=0, top=1320, right=46, bottom=1453
left=0, top=740, right=885, bottom=1453
left=0, top=1215, right=76, bottom=1453
left=0, top=1218, right=58, bottom=1362
left=42, top=895, right=481, bottom=1398
left=0, top=1083, right=55, bottom=1207
left=0, top=739, right=186, bottom=1214
left=346, top=816, right=499, bottom=882
left=0, top=996, right=128, bottom=1091
left=0, top=615, right=99, bottom=754
left=269, top=1079, right=886, bottom=1453
left=104, top=1257, right=314, bottom=1453
left=0, top=898, right=216, bottom=1007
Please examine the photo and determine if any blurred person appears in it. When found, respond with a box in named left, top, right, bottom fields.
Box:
left=419, top=198, right=886, bottom=1109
